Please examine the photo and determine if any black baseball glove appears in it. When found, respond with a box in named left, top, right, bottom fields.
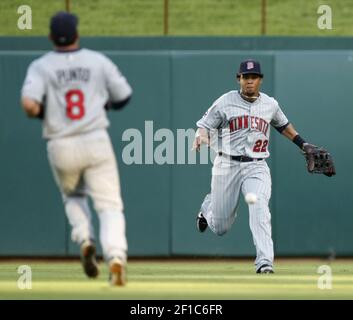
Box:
left=302, top=143, right=336, bottom=177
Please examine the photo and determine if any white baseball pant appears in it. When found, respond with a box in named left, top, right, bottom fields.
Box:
left=47, top=129, right=127, bottom=263
left=200, top=154, right=273, bottom=271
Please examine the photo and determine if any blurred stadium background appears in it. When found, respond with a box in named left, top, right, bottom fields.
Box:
left=1, top=0, right=353, bottom=36
left=0, top=0, right=353, bottom=299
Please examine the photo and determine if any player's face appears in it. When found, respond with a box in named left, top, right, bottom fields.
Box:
left=239, top=74, right=262, bottom=96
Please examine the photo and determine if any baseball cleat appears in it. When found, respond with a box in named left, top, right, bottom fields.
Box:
left=80, top=240, right=99, bottom=278
left=196, top=212, right=208, bottom=233
left=109, top=257, right=126, bottom=286
left=256, top=264, right=274, bottom=274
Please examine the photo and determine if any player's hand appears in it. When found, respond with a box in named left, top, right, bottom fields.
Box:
left=192, top=135, right=209, bottom=152
left=302, top=143, right=336, bottom=176
left=192, top=136, right=201, bottom=152
left=21, top=97, right=45, bottom=119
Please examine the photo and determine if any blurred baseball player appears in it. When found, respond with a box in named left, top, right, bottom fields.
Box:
left=21, top=12, right=132, bottom=286
left=193, top=59, right=335, bottom=274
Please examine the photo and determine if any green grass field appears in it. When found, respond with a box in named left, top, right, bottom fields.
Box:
left=1, top=0, right=352, bottom=36
left=1, top=259, right=353, bottom=299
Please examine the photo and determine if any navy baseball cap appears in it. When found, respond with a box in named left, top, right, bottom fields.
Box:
left=237, top=59, right=263, bottom=78
left=50, top=11, right=78, bottom=46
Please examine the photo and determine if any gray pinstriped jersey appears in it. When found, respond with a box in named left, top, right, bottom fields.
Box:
left=196, top=90, right=288, bottom=158
left=21, top=48, right=132, bottom=139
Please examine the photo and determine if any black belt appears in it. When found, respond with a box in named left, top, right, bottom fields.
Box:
left=218, top=152, right=263, bottom=162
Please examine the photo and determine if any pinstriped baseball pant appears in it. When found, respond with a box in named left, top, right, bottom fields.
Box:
left=200, top=154, right=273, bottom=271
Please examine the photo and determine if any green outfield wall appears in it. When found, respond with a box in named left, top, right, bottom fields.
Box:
left=0, top=37, right=352, bottom=257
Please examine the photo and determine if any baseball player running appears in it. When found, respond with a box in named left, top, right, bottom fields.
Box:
left=193, top=59, right=335, bottom=274
left=21, top=12, right=132, bottom=286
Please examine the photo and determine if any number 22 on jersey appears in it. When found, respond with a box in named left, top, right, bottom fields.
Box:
left=253, top=139, right=268, bottom=152
left=65, top=89, right=85, bottom=120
